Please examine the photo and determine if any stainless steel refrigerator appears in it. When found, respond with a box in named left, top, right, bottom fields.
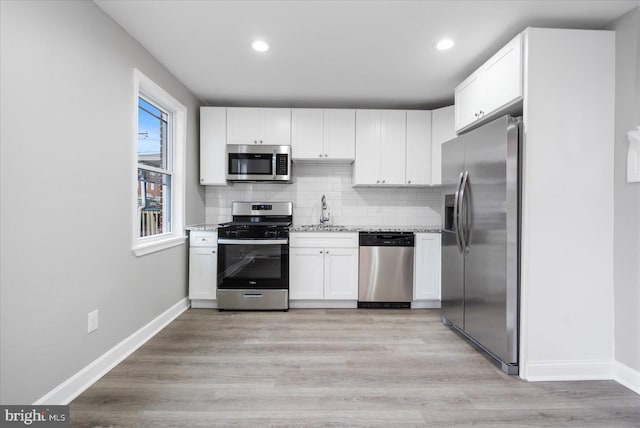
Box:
left=441, top=115, right=520, bottom=375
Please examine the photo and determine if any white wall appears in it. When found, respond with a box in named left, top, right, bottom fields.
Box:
left=607, top=7, right=640, bottom=375
left=520, top=28, right=615, bottom=380
left=205, top=163, right=443, bottom=227
left=0, top=0, right=204, bottom=404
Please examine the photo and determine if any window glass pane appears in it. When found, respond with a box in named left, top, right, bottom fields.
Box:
left=137, top=169, right=171, bottom=237
left=138, top=97, right=168, bottom=169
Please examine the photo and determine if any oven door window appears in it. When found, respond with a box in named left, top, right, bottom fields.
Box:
left=218, top=243, right=289, bottom=289
left=228, top=154, right=273, bottom=176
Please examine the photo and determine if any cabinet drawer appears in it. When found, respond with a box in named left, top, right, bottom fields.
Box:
left=289, top=232, right=358, bottom=248
left=189, top=231, right=217, bottom=247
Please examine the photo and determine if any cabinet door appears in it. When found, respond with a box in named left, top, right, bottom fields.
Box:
left=484, top=34, right=523, bottom=114
left=354, top=110, right=381, bottom=185
left=431, top=106, right=456, bottom=186
left=226, top=107, right=263, bottom=144
left=189, top=247, right=218, bottom=300
left=262, top=108, right=291, bottom=145
left=454, top=70, right=485, bottom=132
left=292, top=109, right=324, bottom=160
left=200, top=107, right=227, bottom=185
left=289, top=248, right=325, bottom=299
left=405, top=110, right=432, bottom=185
left=324, top=248, right=359, bottom=300
left=413, top=233, right=441, bottom=300
left=324, top=109, right=355, bottom=160
left=379, top=110, right=406, bottom=185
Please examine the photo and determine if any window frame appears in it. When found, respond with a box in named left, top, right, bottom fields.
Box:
left=132, top=69, right=186, bottom=256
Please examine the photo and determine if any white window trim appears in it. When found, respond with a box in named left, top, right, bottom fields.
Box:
left=132, top=69, right=186, bottom=256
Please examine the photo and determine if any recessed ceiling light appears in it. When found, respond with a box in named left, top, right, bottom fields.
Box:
left=436, top=38, right=455, bottom=51
left=252, top=40, right=269, bottom=52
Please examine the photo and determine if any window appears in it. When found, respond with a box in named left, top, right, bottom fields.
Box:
left=133, top=69, right=186, bottom=256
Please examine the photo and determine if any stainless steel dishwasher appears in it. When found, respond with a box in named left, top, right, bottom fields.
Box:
left=358, top=232, right=414, bottom=308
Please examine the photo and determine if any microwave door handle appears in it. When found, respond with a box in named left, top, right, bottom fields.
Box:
left=453, top=172, right=464, bottom=254
left=272, top=149, right=277, bottom=179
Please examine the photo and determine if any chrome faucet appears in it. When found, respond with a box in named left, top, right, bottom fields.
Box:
left=320, top=194, right=330, bottom=224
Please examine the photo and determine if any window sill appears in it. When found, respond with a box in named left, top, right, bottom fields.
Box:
left=133, top=234, right=186, bottom=257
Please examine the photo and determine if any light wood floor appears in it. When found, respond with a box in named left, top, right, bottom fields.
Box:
left=71, top=309, right=640, bottom=427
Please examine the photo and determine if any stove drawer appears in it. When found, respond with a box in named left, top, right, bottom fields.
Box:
left=217, top=289, right=289, bottom=311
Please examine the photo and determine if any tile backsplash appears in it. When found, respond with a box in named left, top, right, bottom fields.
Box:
left=205, top=163, right=443, bottom=226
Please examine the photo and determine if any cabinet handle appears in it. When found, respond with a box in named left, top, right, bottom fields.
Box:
left=319, top=154, right=322, bottom=157
left=324, top=154, right=328, bottom=157
left=376, top=180, right=380, bottom=184
left=479, top=110, right=484, bottom=116
left=474, top=112, right=478, bottom=118
left=325, top=250, right=329, bottom=254
left=408, top=180, right=412, bottom=184
left=319, top=250, right=323, bottom=254
left=212, top=250, right=216, bottom=254
left=382, top=180, right=386, bottom=183
left=260, top=140, right=263, bottom=144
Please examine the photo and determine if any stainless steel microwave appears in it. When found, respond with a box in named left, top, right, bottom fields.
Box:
left=226, top=144, right=291, bottom=182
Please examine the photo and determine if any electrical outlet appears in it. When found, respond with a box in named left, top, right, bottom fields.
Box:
left=88, top=310, right=99, bottom=334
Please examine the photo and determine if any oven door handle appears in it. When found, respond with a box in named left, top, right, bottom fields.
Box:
left=217, top=239, right=289, bottom=245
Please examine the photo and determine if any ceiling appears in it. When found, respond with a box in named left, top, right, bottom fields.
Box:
left=95, top=0, right=637, bottom=110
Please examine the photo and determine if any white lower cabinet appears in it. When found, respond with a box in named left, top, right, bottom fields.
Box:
left=413, top=233, right=441, bottom=307
left=189, top=231, right=218, bottom=308
left=289, top=233, right=359, bottom=306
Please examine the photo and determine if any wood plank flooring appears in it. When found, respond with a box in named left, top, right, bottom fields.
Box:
left=70, top=309, right=640, bottom=427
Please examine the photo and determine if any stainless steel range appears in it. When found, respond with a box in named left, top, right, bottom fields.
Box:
left=217, top=201, right=292, bottom=311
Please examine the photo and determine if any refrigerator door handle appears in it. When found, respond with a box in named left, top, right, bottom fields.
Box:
left=458, top=171, right=470, bottom=251
left=453, top=172, right=464, bottom=253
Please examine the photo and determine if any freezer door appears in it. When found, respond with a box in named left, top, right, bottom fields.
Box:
left=462, top=115, right=519, bottom=365
left=441, top=137, right=465, bottom=329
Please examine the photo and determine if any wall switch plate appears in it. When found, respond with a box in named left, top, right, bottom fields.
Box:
left=88, top=310, right=99, bottom=333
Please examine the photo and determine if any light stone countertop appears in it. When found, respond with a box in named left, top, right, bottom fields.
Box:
left=186, top=224, right=218, bottom=232
left=290, top=225, right=441, bottom=233
left=186, top=224, right=441, bottom=233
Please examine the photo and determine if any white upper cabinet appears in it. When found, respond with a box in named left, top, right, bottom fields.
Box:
left=200, top=107, right=227, bottom=186
left=354, top=110, right=406, bottom=186
left=291, top=109, right=355, bottom=161
left=430, top=105, right=456, bottom=186
left=405, top=110, right=433, bottom=186
left=227, top=107, right=291, bottom=145
left=454, top=33, right=523, bottom=132
left=292, top=109, right=324, bottom=159
left=455, top=70, right=485, bottom=131
left=324, top=109, right=356, bottom=160
left=379, top=110, right=407, bottom=185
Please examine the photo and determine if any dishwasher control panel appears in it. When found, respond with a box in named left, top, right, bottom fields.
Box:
left=359, top=232, right=415, bottom=247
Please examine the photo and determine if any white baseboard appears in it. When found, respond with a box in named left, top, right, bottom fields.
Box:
left=34, top=297, right=190, bottom=405
left=411, top=300, right=441, bottom=309
left=191, top=299, right=217, bottom=309
left=290, top=300, right=357, bottom=309
left=614, top=360, right=640, bottom=395
left=524, top=359, right=614, bottom=381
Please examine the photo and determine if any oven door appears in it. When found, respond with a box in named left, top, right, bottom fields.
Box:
left=217, top=239, right=289, bottom=289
